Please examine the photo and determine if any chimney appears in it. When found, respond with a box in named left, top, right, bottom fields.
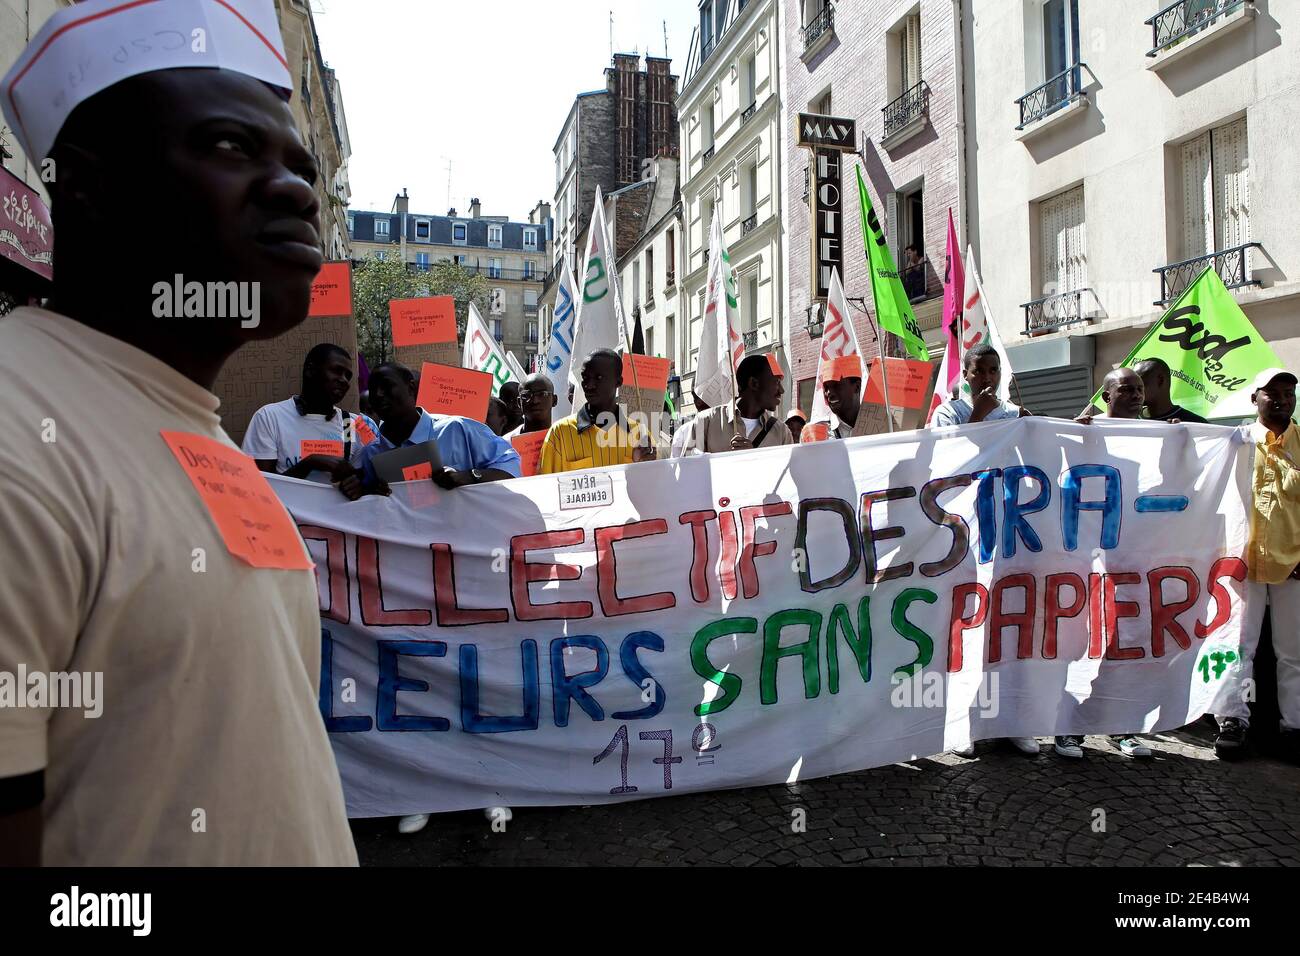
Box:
left=470, top=198, right=482, bottom=219
left=447, top=207, right=457, bottom=218
left=392, top=188, right=409, bottom=215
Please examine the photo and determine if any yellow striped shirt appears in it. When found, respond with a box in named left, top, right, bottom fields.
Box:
left=539, top=405, right=649, bottom=474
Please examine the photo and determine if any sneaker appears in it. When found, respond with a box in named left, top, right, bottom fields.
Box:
left=1006, top=736, right=1040, bottom=755
left=1214, top=718, right=1248, bottom=761
left=1113, top=735, right=1152, bottom=758
left=950, top=743, right=977, bottom=758
left=1054, top=735, right=1084, bottom=758
left=397, top=813, right=430, bottom=835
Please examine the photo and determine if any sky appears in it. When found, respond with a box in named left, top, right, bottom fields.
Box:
left=312, top=0, right=702, bottom=222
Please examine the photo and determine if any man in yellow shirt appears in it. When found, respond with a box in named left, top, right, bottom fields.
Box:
left=1215, top=368, right=1300, bottom=762
left=540, top=349, right=655, bottom=473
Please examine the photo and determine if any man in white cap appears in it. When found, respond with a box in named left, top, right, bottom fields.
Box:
left=1212, top=368, right=1300, bottom=763
left=0, top=0, right=357, bottom=864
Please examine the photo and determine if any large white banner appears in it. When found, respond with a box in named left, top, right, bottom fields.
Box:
left=271, top=419, right=1255, bottom=817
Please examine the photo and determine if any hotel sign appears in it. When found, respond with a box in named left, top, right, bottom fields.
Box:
left=797, top=113, right=857, bottom=302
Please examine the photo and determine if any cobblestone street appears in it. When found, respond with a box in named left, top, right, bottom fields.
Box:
left=352, top=722, right=1300, bottom=866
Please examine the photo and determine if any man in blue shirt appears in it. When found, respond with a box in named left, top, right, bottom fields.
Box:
left=359, top=362, right=520, bottom=491
left=930, top=344, right=1026, bottom=427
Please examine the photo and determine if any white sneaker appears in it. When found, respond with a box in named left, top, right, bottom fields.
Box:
left=1007, top=736, right=1040, bottom=755
left=951, top=743, right=977, bottom=758
left=484, top=806, right=512, bottom=824
left=1114, top=735, right=1152, bottom=759
left=397, top=813, right=429, bottom=834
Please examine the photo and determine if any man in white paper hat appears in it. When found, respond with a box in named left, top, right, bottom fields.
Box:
left=0, top=0, right=357, bottom=865
left=1211, top=367, right=1300, bottom=763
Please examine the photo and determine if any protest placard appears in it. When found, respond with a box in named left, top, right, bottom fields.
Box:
left=415, top=362, right=493, bottom=421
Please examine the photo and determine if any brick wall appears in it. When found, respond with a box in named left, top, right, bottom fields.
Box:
left=782, top=0, right=963, bottom=393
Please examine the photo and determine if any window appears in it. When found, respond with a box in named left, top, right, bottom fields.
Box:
left=1180, top=117, right=1249, bottom=259
left=346, top=214, right=355, bottom=233
left=703, top=102, right=716, bottom=152
left=745, top=162, right=759, bottom=219
left=492, top=318, right=503, bottom=341
left=415, top=252, right=430, bottom=270
left=524, top=228, right=538, bottom=251
left=888, top=10, right=922, bottom=100
left=742, top=53, right=757, bottom=108
left=489, top=257, right=502, bottom=279
left=633, top=259, right=641, bottom=309
left=1038, top=184, right=1087, bottom=296
left=490, top=288, right=505, bottom=315
left=666, top=314, right=676, bottom=367
left=524, top=261, right=536, bottom=279
left=453, top=254, right=466, bottom=266
left=646, top=248, right=655, bottom=299
left=890, top=183, right=926, bottom=299
left=647, top=327, right=656, bottom=358
left=452, top=222, right=467, bottom=244
left=666, top=228, right=676, bottom=279
left=524, top=290, right=538, bottom=307
left=375, top=250, right=386, bottom=261
left=744, top=274, right=759, bottom=334
left=375, top=219, right=390, bottom=238
left=1026, top=0, right=1080, bottom=89
left=814, top=88, right=832, bottom=116
left=415, top=219, right=430, bottom=241
left=489, top=224, right=503, bottom=248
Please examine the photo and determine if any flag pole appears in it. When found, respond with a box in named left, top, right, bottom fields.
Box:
left=848, top=293, right=896, bottom=433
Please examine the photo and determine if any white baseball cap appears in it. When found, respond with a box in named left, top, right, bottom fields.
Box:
left=1251, top=368, right=1298, bottom=394
left=2, top=0, right=292, bottom=163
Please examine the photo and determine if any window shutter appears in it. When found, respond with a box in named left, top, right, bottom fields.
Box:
left=1181, top=132, right=1213, bottom=259
left=905, top=13, right=922, bottom=91
left=886, top=191, right=900, bottom=264
left=1064, top=185, right=1086, bottom=291
left=1039, top=194, right=1062, bottom=295
left=1212, top=117, right=1249, bottom=250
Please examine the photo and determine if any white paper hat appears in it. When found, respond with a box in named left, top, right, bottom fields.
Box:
left=2, top=0, right=292, bottom=163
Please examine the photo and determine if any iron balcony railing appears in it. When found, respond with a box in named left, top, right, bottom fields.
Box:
left=742, top=214, right=759, bottom=237
left=883, top=80, right=931, bottom=139
left=1146, top=0, right=1249, bottom=57
left=524, top=304, right=538, bottom=316
left=1016, top=63, right=1088, bottom=130
left=702, top=145, right=715, bottom=164
left=1154, top=242, right=1261, bottom=305
left=1020, top=288, right=1096, bottom=335
left=802, top=4, right=835, bottom=51
left=450, top=263, right=542, bottom=281
left=901, top=260, right=930, bottom=303
left=742, top=101, right=757, bottom=124
left=742, top=329, right=758, bottom=349
left=665, top=269, right=676, bottom=288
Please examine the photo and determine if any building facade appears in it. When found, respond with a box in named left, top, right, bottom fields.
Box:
left=276, top=0, right=352, bottom=260
left=678, top=0, right=785, bottom=411
left=350, top=196, right=552, bottom=368
left=966, top=0, right=1300, bottom=416
left=615, top=158, right=685, bottom=401
left=782, top=0, right=964, bottom=419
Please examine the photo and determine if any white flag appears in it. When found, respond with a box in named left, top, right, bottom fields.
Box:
left=462, top=301, right=518, bottom=398
left=543, top=257, right=578, bottom=416
left=568, top=187, right=624, bottom=411
left=806, top=268, right=868, bottom=430
left=959, top=245, right=1014, bottom=404
left=506, top=351, right=527, bottom=385
left=693, top=213, right=745, bottom=409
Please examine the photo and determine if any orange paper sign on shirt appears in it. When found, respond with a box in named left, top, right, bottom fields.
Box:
left=350, top=416, right=376, bottom=446
left=510, top=430, right=547, bottom=477
left=308, top=261, right=353, bottom=318
left=415, top=362, right=493, bottom=421
left=401, top=462, right=434, bottom=482
left=300, top=439, right=344, bottom=458
left=161, top=431, right=312, bottom=571
left=390, top=297, right=457, bottom=347
left=863, top=357, right=933, bottom=410
left=620, top=354, right=671, bottom=396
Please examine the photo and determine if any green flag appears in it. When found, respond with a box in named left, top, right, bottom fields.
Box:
left=1087, top=266, right=1281, bottom=419
left=855, top=165, right=928, bottom=361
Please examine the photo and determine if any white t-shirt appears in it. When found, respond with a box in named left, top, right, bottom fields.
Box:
left=739, top=415, right=761, bottom=438
left=242, top=398, right=377, bottom=482
left=670, top=419, right=700, bottom=458
left=0, top=308, right=357, bottom=866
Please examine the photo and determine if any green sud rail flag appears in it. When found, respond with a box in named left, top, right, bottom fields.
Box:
left=855, top=166, right=928, bottom=361
left=1089, top=266, right=1281, bottom=419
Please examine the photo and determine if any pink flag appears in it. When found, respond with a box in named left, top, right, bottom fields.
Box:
left=927, top=208, right=964, bottom=424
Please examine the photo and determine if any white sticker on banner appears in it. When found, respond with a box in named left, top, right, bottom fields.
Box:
left=558, top=472, right=614, bottom=510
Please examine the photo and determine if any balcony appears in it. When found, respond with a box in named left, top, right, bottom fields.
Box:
left=742, top=329, right=758, bottom=349
left=882, top=80, right=931, bottom=149
left=901, top=258, right=932, bottom=303
left=1154, top=242, right=1261, bottom=306
left=1020, top=288, right=1098, bottom=336
left=1016, top=64, right=1091, bottom=136
left=741, top=214, right=759, bottom=237
left=801, top=4, right=835, bottom=60
left=741, top=102, right=757, bottom=125
left=431, top=263, right=541, bottom=281
left=1146, top=0, right=1256, bottom=66
left=702, top=145, right=715, bottom=165
left=665, top=269, right=676, bottom=289
left=524, top=303, right=538, bottom=317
